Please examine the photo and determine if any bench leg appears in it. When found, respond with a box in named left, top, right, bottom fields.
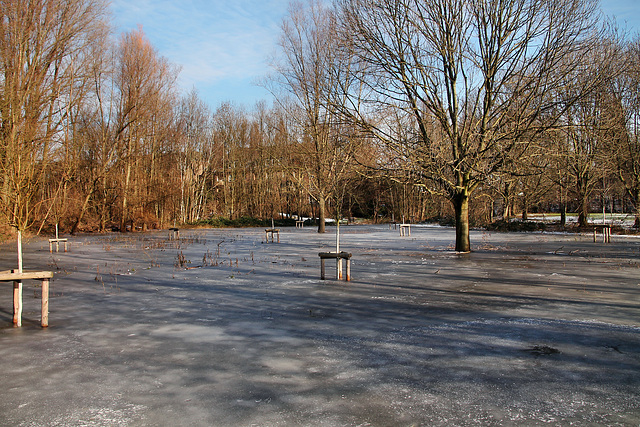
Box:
left=337, top=258, right=342, bottom=280
left=41, top=279, right=49, bottom=327
left=49, top=242, right=53, bottom=253
left=346, top=259, right=351, bottom=281
left=320, top=259, right=326, bottom=280
left=13, top=281, right=22, bottom=327
left=277, top=232, right=280, bottom=243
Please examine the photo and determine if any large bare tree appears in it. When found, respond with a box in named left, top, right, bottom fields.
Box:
left=337, top=0, right=606, bottom=251
left=0, top=0, right=109, bottom=232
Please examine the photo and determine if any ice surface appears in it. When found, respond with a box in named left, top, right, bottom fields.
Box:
left=1, top=225, right=639, bottom=425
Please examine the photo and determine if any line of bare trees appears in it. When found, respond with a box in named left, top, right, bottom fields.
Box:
left=2, top=0, right=639, bottom=251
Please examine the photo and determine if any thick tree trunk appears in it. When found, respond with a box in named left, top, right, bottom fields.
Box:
left=577, top=195, right=589, bottom=227
left=317, top=196, right=326, bottom=233
left=576, top=175, right=590, bottom=228
left=453, top=192, right=470, bottom=252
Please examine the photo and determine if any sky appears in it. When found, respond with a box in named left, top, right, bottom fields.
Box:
left=110, top=0, right=639, bottom=111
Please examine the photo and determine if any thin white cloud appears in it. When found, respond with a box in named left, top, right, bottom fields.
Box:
left=110, top=0, right=290, bottom=106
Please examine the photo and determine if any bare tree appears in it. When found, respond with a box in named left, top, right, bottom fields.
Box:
left=0, top=0, right=109, bottom=232
left=615, top=36, right=640, bottom=227
left=337, top=0, right=607, bottom=251
left=114, top=26, right=179, bottom=231
left=271, top=0, right=359, bottom=233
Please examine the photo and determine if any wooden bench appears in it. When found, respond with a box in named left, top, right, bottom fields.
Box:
left=169, top=227, right=180, bottom=240
left=319, top=251, right=352, bottom=281
left=48, top=238, right=68, bottom=253
left=399, top=223, right=411, bottom=236
left=0, top=270, right=53, bottom=327
left=296, top=220, right=304, bottom=228
left=594, top=226, right=611, bottom=243
left=265, top=228, right=280, bottom=243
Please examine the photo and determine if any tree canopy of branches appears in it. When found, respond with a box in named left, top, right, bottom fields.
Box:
left=270, top=0, right=361, bottom=233
left=0, top=0, right=109, bottom=232
left=336, top=0, right=608, bottom=251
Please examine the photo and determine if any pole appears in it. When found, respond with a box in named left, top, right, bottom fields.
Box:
left=17, top=230, right=23, bottom=273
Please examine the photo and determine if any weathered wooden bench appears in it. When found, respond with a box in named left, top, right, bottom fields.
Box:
left=399, top=223, right=411, bottom=236
left=48, top=238, right=68, bottom=253
left=0, top=270, right=53, bottom=327
left=319, top=251, right=352, bottom=281
left=593, top=225, right=611, bottom=243
left=265, top=228, right=280, bottom=243
left=169, top=227, right=180, bottom=240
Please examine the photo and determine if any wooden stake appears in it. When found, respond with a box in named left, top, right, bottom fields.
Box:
left=13, top=281, right=22, bottom=327
left=41, top=278, right=49, bottom=327
left=17, top=230, right=23, bottom=273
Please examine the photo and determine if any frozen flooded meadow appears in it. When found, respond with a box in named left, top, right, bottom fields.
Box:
left=1, top=225, right=639, bottom=426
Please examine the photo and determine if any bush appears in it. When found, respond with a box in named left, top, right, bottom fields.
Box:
left=191, top=216, right=299, bottom=228
left=485, top=219, right=546, bottom=232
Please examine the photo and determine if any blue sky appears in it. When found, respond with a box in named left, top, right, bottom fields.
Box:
left=110, top=0, right=639, bottom=110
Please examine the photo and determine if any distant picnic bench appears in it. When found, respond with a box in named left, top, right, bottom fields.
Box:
left=593, top=225, right=612, bottom=243
left=169, top=227, right=180, bottom=240
left=0, top=270, right=53, bottom=327
left=49, top=238, right=68, bottom=253
left=49, top=224, right=68, bottom=252
left=265, top=228, right=280, bottom=243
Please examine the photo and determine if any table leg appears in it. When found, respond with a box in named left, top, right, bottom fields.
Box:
left=41, top=279, right=49, bottom=327
left=346, top=259, right=351, bottom=281
left=320, top=258, right=326, bottom=280
left=13, top=281, right=22, bottom=327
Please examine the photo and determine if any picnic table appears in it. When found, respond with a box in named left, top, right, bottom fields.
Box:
left=169, top=228, right=180, bottom=240
left=48, top=238, right=68, bottom=253
left=318, top=251, right=352, bottom=281
left=265, top=228, right=280, bottom=243
left=1, top=270, right=53, bottom=327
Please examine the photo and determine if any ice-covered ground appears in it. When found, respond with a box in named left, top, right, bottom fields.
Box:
left=1, top=225, right=639, bottom=426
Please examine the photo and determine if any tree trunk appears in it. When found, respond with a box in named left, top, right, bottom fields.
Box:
left=560, top=203, right=567, bottom=227
left=453, top=192, right=470, bottom=252
left=71, top=189, right=94, bottom=235
left=317, top=196, right=326, bottom=233
left=634, top=189, right=640, bottom=229
left=577, top=194, right=589, bottom=227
